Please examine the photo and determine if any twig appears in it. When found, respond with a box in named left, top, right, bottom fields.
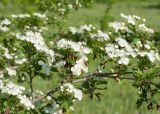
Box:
left=27, top=46, right=34, bottom=100
left=73, top=72, right=133, bottom=83
left=29, top=73, right=34, bottom=100
left=32, top=86, right=60, bottom=104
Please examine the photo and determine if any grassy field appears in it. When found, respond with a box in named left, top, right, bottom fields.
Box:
left=1, top=0, right=160, bottom=114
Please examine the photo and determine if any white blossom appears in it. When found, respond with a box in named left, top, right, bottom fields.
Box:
left=0, top=74, right=3, bottom=79
left=68, top=4, right=73, bottom=9
left=74, top=89, right=82, bottom=101
left=6, top=67, right=17, bottom=76
left=2, top=81, right=25, bottom=95
left=69, top=25, right=95, bottom=34
left=144, top=44, right=151, bottom=50
left=1, top=19, right=11, bottom=25
left=0, top=80, right=34, bottom=110
left=71, top=56, right=88, bottom=76
left=33, top=12, right=46, bottom=19
left=120, top=13, right=137, bottom=25
left=55, top=61, right=66, bottom=67
left=18, top=95, right=35, bottom=110
left=16, top=31, right=55, bottom=65
left=146, top=51, right=156, bottom=62
left=0, top=26, right=9, bottom=32
left=137, top=50, right=160, bottom=62
left=60, top=83, right=83, bottom=101
left=57, top=39, right=92, bottom=55
left=0, top=80, right=4, bottom=90
left=12, top=14, right=31, bottom=18
left=69, top=27, right=78, bottom=34
left=137, top=41, right=143, bottom=47
left=79, top=24, right=93, bottom=32
left=15, top=58, right=27, bottom=64
left=90, top=30, right=110, bottom=41
left=2, top=47, right=13, bottom=59
left=109, top=22, right=128, bottom=32
left=138, top=24, right=154, bottom=33
left=118, top=57, right=129, bottom=65
left=46, top=96, right=52, bottom=101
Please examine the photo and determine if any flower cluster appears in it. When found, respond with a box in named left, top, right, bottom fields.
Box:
left=12, top=12, right=47, bottom=20
left=104, top=14, right=159, bottom=65
left=69, top=25, right=94, bottom=34
left=16, top=31, right=55, bottom=66
left=109, top=13, right=154, bottom=34
left=60, top=83, right=83, bottom=101
left=138, top=24, right=154, bottom=33
left=105, top=37, right=160, bottom=65
left=57, top=39, right=92, bottom=55
left=55, top=2, right=81, bottom=15
left=0, top=45, right=13, bottom=59
left=0, top=19, right=11, bottom=32
left=15, top=58, right=27, bottom=64
left=105, top=37, right=136, bottom=65
left=90, top=30, right=110, bottom=41
left=71, top=56, right=89, bottom=75
left=57, top=39, right=92, bottom=75
left=6, top=67, right=17, bottom=76
left=120, top=13, right=141, bottom=25
left=109, top=22, right=128, bottom=32
left=0, top=80, right=34, bottom=109
left=69, top=25, right=110, bottom=41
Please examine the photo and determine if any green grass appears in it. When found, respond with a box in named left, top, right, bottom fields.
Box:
left=1, top=0, right=160, bottom=113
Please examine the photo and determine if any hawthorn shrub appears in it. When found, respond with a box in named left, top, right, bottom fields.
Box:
left=0, top=0, right=160, bottom=114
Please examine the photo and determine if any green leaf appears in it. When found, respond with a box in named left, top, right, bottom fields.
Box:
left=145, top=67, right=160, bottom=79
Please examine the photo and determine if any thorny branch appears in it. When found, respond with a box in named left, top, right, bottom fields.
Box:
left=32, top=71, right=134, bottom=103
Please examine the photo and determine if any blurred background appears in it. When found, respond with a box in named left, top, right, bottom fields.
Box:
left=1, top=0, right=160, bottom=113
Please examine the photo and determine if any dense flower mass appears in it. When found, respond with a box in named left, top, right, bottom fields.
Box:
left=109, top=13, right=154, bottom=34
left=120, top=13, right=141, bottom=25
left=57, top=39, right=92, bottom=55
left=0, top=45, right=13, bottom=59
left=106, top=14, right=159, bottom=65
left=138, top=24, right=154, bottom=33
left=16, top=31, right=55, bottom=65
left=57, top=39, right=92, bottom=75
left=104, top=36, right=160, bottom=65
left=105, top=37, right=136, bottom=65
left=1, top=19, right=11, bottom=25
left=69, top=25, right=110, bottom=41
left=6, top=67, right=17, bottom=76
left=0, top=80, right=34, bottom=109
left=109, top=22, right=128, bottom=32
left=71, top=56, right=89, bottom=75
left=0, top=19, right=11, bottom=32
left=11, top=12, right=47, bottom=20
